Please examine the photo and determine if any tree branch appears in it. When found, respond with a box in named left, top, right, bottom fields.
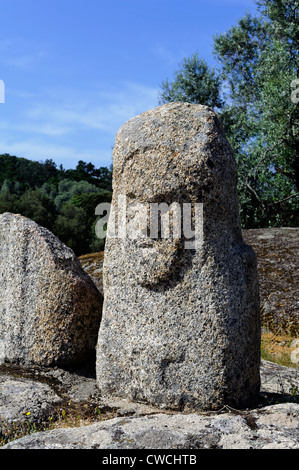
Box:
left=246, top=182, right=266, bottom=211
left=268, top=193, right=299, bottom=206
left=274, top=165, right=296, bottom=180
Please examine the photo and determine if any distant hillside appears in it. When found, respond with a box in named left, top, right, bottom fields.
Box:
left=0, top=153, right=112, bottom=255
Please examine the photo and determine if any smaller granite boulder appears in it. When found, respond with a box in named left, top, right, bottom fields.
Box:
left=0, top=213, right=103, bottom=367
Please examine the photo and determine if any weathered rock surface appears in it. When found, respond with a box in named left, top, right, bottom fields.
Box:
left=96, top=102, right=261, bottom=411
left=1, top=360, right=298, bottom=449
left=243, top=228, right=299, bottom=334
left=260, top=360, right=299, bottom=396
left=4, top=406, right=299, bottom=449
left=0, top=213, right=103, bottom=367
left=0, top=374, right=62, bottom=425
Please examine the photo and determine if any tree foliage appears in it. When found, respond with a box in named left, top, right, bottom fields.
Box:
left=0, top=154, right=113, bottom=255
left=159, top=53, right=224, bottom=109
left=159, top=0, right=299, bottom=228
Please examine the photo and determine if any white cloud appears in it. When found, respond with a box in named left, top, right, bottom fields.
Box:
left=0, top=81, right=159, bottom=168
left=24, top=81, right=159, bottom=135
left=0, top=138, right=111, bottom=169
left=0, top=120, right=71, bottom=137
left=6, top=54, right=43, bottom=69
left=0, top=36, right=46, bottom=70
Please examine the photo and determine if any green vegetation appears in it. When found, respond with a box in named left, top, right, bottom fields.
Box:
left=0, top=154, right=112, bottom=256
left=159, top=0, right=299, bottom=229
left=159, top=53, right=223, bottom=109
left=0, top=401, right=115, bottom=447
left=0, top=415, right=39, bottom=446
left=261, top=330, right=299, bottom=369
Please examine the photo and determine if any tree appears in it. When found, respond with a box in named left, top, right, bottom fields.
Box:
left=42, top=159, right=59, bottom=183
left=16, top=189, right=56, bottom=230
left=71, top=191, right=112, bottom=223
left=159, top=0, right=299, bottom=227
left=64, top=161, right=113, bottom=190
left=53, top=179, right=101, bottom=211
left=213, top=0, right=299, bottom=227
left=0, top=154, right=113, bottom=254
left=92, top=165, right=113, bottom=191
left=71, top=190, right=112, bottom=252
left=53, top=204, right=91, bottom=255
left=0, top=180, right=19, bottom=214
left=159, top=52, right=224, bottom=109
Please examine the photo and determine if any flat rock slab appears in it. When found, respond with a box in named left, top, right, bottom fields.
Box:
left=79, top=252, right=104, bottom=295
left=260, top=360, right=299, bottom=396
left=0, top=374, right=62, bottom=424
left=3, top=403, right=299, bottom=449
left=1, top=360, right=298, bottom=449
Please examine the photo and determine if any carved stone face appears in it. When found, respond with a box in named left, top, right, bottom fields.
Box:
left=108, top=110, right=226, bottom=289
left=108, top=190, right=203, bottom=288
left=109, top=102, right=240, bottom=279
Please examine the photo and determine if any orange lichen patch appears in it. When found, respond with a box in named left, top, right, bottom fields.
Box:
left=261, top=330, right=299, bottom=369
left=78, top=252, right=105, bottom=294
left=79, top=252, right=105, bottom=263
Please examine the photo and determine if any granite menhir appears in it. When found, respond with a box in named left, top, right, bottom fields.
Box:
left=96, top=102, right=261, bottom=411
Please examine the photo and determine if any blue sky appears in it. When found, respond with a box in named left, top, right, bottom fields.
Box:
left=0, top=0, right=257, bottom=170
